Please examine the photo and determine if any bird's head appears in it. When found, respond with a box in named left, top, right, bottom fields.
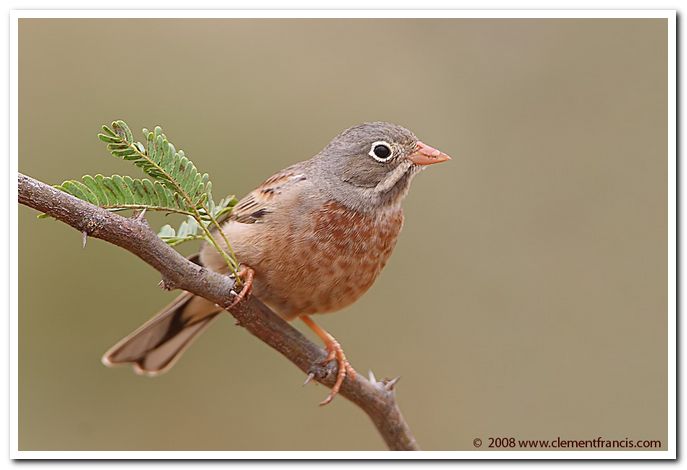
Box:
left=312, top=122, right=451, bottom=212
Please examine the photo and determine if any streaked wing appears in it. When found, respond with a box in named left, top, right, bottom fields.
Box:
left=231, top=167, right=307, bottom=224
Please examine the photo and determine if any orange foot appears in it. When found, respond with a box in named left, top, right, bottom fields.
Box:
left=227, top=265, right=255, bottom=309
left=319, top=337, right=357, bottom=406
left=301, top=315, right=357, bottom=406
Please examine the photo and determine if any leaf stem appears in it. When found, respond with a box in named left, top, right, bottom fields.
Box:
left=202, top=209, right=240, bottom=269
left=164, top=235, right=205, bottom=247
left=192, top=206, right=240, bottom=277
left=103, top=205, right=194, bottom=216
left=124, top=138, right=240, bottom=278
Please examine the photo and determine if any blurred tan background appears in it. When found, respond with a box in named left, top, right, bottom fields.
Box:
left=18, top=19, right=668, bottom=451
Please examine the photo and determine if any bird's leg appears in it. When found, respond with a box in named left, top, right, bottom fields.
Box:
left=301, top=315, right=357, bottom=406
left=227, top=265, right=255, bottom=309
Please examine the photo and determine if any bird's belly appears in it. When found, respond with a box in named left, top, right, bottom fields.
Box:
left=251, top=202, right=404, bottom=320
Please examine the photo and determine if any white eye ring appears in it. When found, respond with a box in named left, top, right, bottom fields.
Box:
left=368, top=141, right=393, bottom=162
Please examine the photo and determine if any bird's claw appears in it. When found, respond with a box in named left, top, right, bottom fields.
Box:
left=318, top=339, right=356, bottom=406
left=227, top=266, right=255, bottom=309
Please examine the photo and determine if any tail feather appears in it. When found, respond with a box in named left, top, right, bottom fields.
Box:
left=102, top=292, right=222, bottom=376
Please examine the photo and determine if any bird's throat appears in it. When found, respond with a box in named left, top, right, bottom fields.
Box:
left=373, top=161, right=420, bottom=208
left=374, top=160, right=414, bottom=194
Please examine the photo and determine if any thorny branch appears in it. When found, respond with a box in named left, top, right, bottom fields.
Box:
left=17, top=172, right=419, bottom=451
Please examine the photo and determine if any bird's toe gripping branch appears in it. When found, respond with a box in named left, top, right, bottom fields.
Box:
left=301, top=315, right=357, bottom=406
left=227, top=265, right=255, bottom=309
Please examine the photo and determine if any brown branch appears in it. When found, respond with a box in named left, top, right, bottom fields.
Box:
left=18, top=172, right=419, bottom=451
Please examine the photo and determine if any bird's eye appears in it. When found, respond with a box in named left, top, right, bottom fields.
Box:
left=369, top=141, right=393, bottom=162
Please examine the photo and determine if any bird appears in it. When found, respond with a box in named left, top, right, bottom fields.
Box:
left=102, top=122, right=451, bottom=405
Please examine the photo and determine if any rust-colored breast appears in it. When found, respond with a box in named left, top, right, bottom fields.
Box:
left=254, top=200, right=404, bottom=319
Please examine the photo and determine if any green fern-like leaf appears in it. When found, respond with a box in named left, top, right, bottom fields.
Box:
left=158, top=194, right=238, bottom=246
left=98, top=121, right=210, bottom=208
left=55, top=175, right=194, bottom=216
left=158, top=218, right=205, bottom=246
left=51, top=119, right=240, bottom=273
left=198, top=192, right=238, bottom=221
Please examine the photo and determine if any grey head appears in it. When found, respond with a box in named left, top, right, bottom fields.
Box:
left=308, top=122, right=451, bottom=213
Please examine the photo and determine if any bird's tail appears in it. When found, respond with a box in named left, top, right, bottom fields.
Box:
left=102, top=292, right=222, bottom=376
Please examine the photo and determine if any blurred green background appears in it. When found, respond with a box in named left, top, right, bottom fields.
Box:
left=18, top=19, right=668, bottom=451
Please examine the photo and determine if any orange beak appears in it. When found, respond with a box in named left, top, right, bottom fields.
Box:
left=407, top=141, right=452, bottom=166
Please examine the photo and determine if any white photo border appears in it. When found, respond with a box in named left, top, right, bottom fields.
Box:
left=9, top=9, right=676, bottom=461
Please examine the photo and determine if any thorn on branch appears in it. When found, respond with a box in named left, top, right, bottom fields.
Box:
left=131, top=208, right=151, bottom=229
left=383, top=376, right=401, bottom=391
left=81, top=215, right=105, bottom=237
left=157, top=278, right=176, bottom=291
left=368, top=370, right=401, bottom=392
left=303, top=372, right=315, bottom=386
left=307, top=360, right=336, bottom=383
left=132, top=207, right=148, bottom=222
